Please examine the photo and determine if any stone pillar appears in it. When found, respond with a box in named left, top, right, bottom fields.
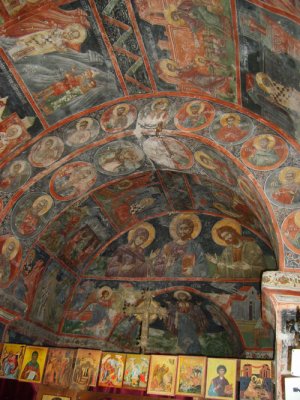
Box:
left=262, top=271, right=300, bottom=400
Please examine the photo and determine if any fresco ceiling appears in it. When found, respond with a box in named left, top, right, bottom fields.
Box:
left=0, top=0, right=299, bottom=359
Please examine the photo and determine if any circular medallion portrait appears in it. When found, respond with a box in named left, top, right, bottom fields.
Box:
left=240, top=134, right=288, bottom=171
left=64, top=117, right=100, bottom=147
left=28, top=136, right=64, bottom=168
left=137, top=98, right=171, bottom=130
left=174, top=100, right=215, bottom=132
left=194, top=147, right=236, bottom=186
left=265, top=167, right=300, bottom=209
left=50, top=161, right=97, bottom=201
left=0, top=159, right=31, bottom=193
left=210, top=112, right=253, bottom=145
left=11, top=192, right=54, bottom=238
left=0, top=235, right=22, bottom=289
left=281, top=210, right=300, bottom=255
left=94, top=140, right=145, bottom=176
left=143, top=137, right=194, bottom=170
left=100, top=103, right=137, bottom=133
left=0, top=116, right=31, bottom=158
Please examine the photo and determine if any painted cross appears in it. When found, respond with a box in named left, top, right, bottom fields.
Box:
left=124, top=290, right=167, bottom=353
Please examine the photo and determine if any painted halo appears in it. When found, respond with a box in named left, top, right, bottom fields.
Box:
left=128, top=222, right=155, bottom=248
left=174, top=290, right=192, bottom=300
left=64, top=117, right=100, bottom=147
left=50, top=161, right=97, bottom=201
left=100, top=103, right=137, bottom=133
left=265, top=167, right=300, bottom=209
left=210, top=112, right=253, bottom=145
left=28, top=136, right=64, bottom=168
left=174, top=100, right=215, bottom=132
left=240, top=134, right=288, bottom=171
left=0, top=159, right=31, bottom=193
left=11, top=192, right=54, bottom=238
left=169, top=213, right=202, bottom=240
left=211, top=218, right=242, bottom=246
left=0, top=235, right=22, bottom=288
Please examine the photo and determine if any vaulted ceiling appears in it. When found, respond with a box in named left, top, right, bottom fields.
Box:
left=0, top=0, right=299, bottom=358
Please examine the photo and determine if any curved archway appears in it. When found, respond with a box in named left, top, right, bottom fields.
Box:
left=0, top=1, right=299, bottom=398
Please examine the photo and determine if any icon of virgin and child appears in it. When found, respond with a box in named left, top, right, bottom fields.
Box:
left=105, top=213, right=209, bottom=278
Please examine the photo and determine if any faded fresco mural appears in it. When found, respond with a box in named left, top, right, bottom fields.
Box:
left=237, top=0, right=300, bottom=141
left=0, top=0, right=298, bottom=379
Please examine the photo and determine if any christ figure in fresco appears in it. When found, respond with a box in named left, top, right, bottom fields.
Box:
left=153, top=213, right=209, bottom=277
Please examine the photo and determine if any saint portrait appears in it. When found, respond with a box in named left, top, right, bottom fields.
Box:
left=0, top=343, right=26, bottom=380
left=19, top=346, right=48, bottom=383
left=28, top=136, right=64, bottom=168
left=281, top=211, right=300, bottom=255
left=194, top=148, right=236, bottom=186
left=137, top=98, right=171, bottom=131
left=11, top=193, right=53, bottom=238
left=0, top=235, right=22, bottom=288
left=64, top=284, right=116, bottom=338
left=98, top=353, right=126, bottom=388
left=64, top=117, right=100, bottom=147
left=50, top=161, right=97, bottom=201
left=241, top=134, right=288, bottom=170
left=246, top=67, right=300, bottom=140
left=95, top=140, right=145, bottom=176
left=210, top=112, right=253, bottom=145
left=105, top=222, right=156, bottom=278
left=174, top=100, right=215, bottom=132
left=100, top=103, right=137, bottom=133
left=0, top=113, right=31, bottom=158
left=163, top=290, right=209, bottom=354
left=0, top=159, right=31, bottom=192
left=71, top=349, right=101, bottom=389
left=0, top=5, right=90, bottom=57
left=152, top=213, right=209, bottom=278
left=206, top=218, right=268, bottom=278
left=206, top=358, right=237, bottom=399
left=43, top=348, right=76, bottom=387
left=5, top=23, right=87, bottom=61
left=143, top=137, right=194, bottom=170
left=265, top=167, right=300, bottom=209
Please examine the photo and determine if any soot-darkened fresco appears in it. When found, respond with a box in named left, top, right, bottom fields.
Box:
left=0, top=0, right=299, bottom=364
